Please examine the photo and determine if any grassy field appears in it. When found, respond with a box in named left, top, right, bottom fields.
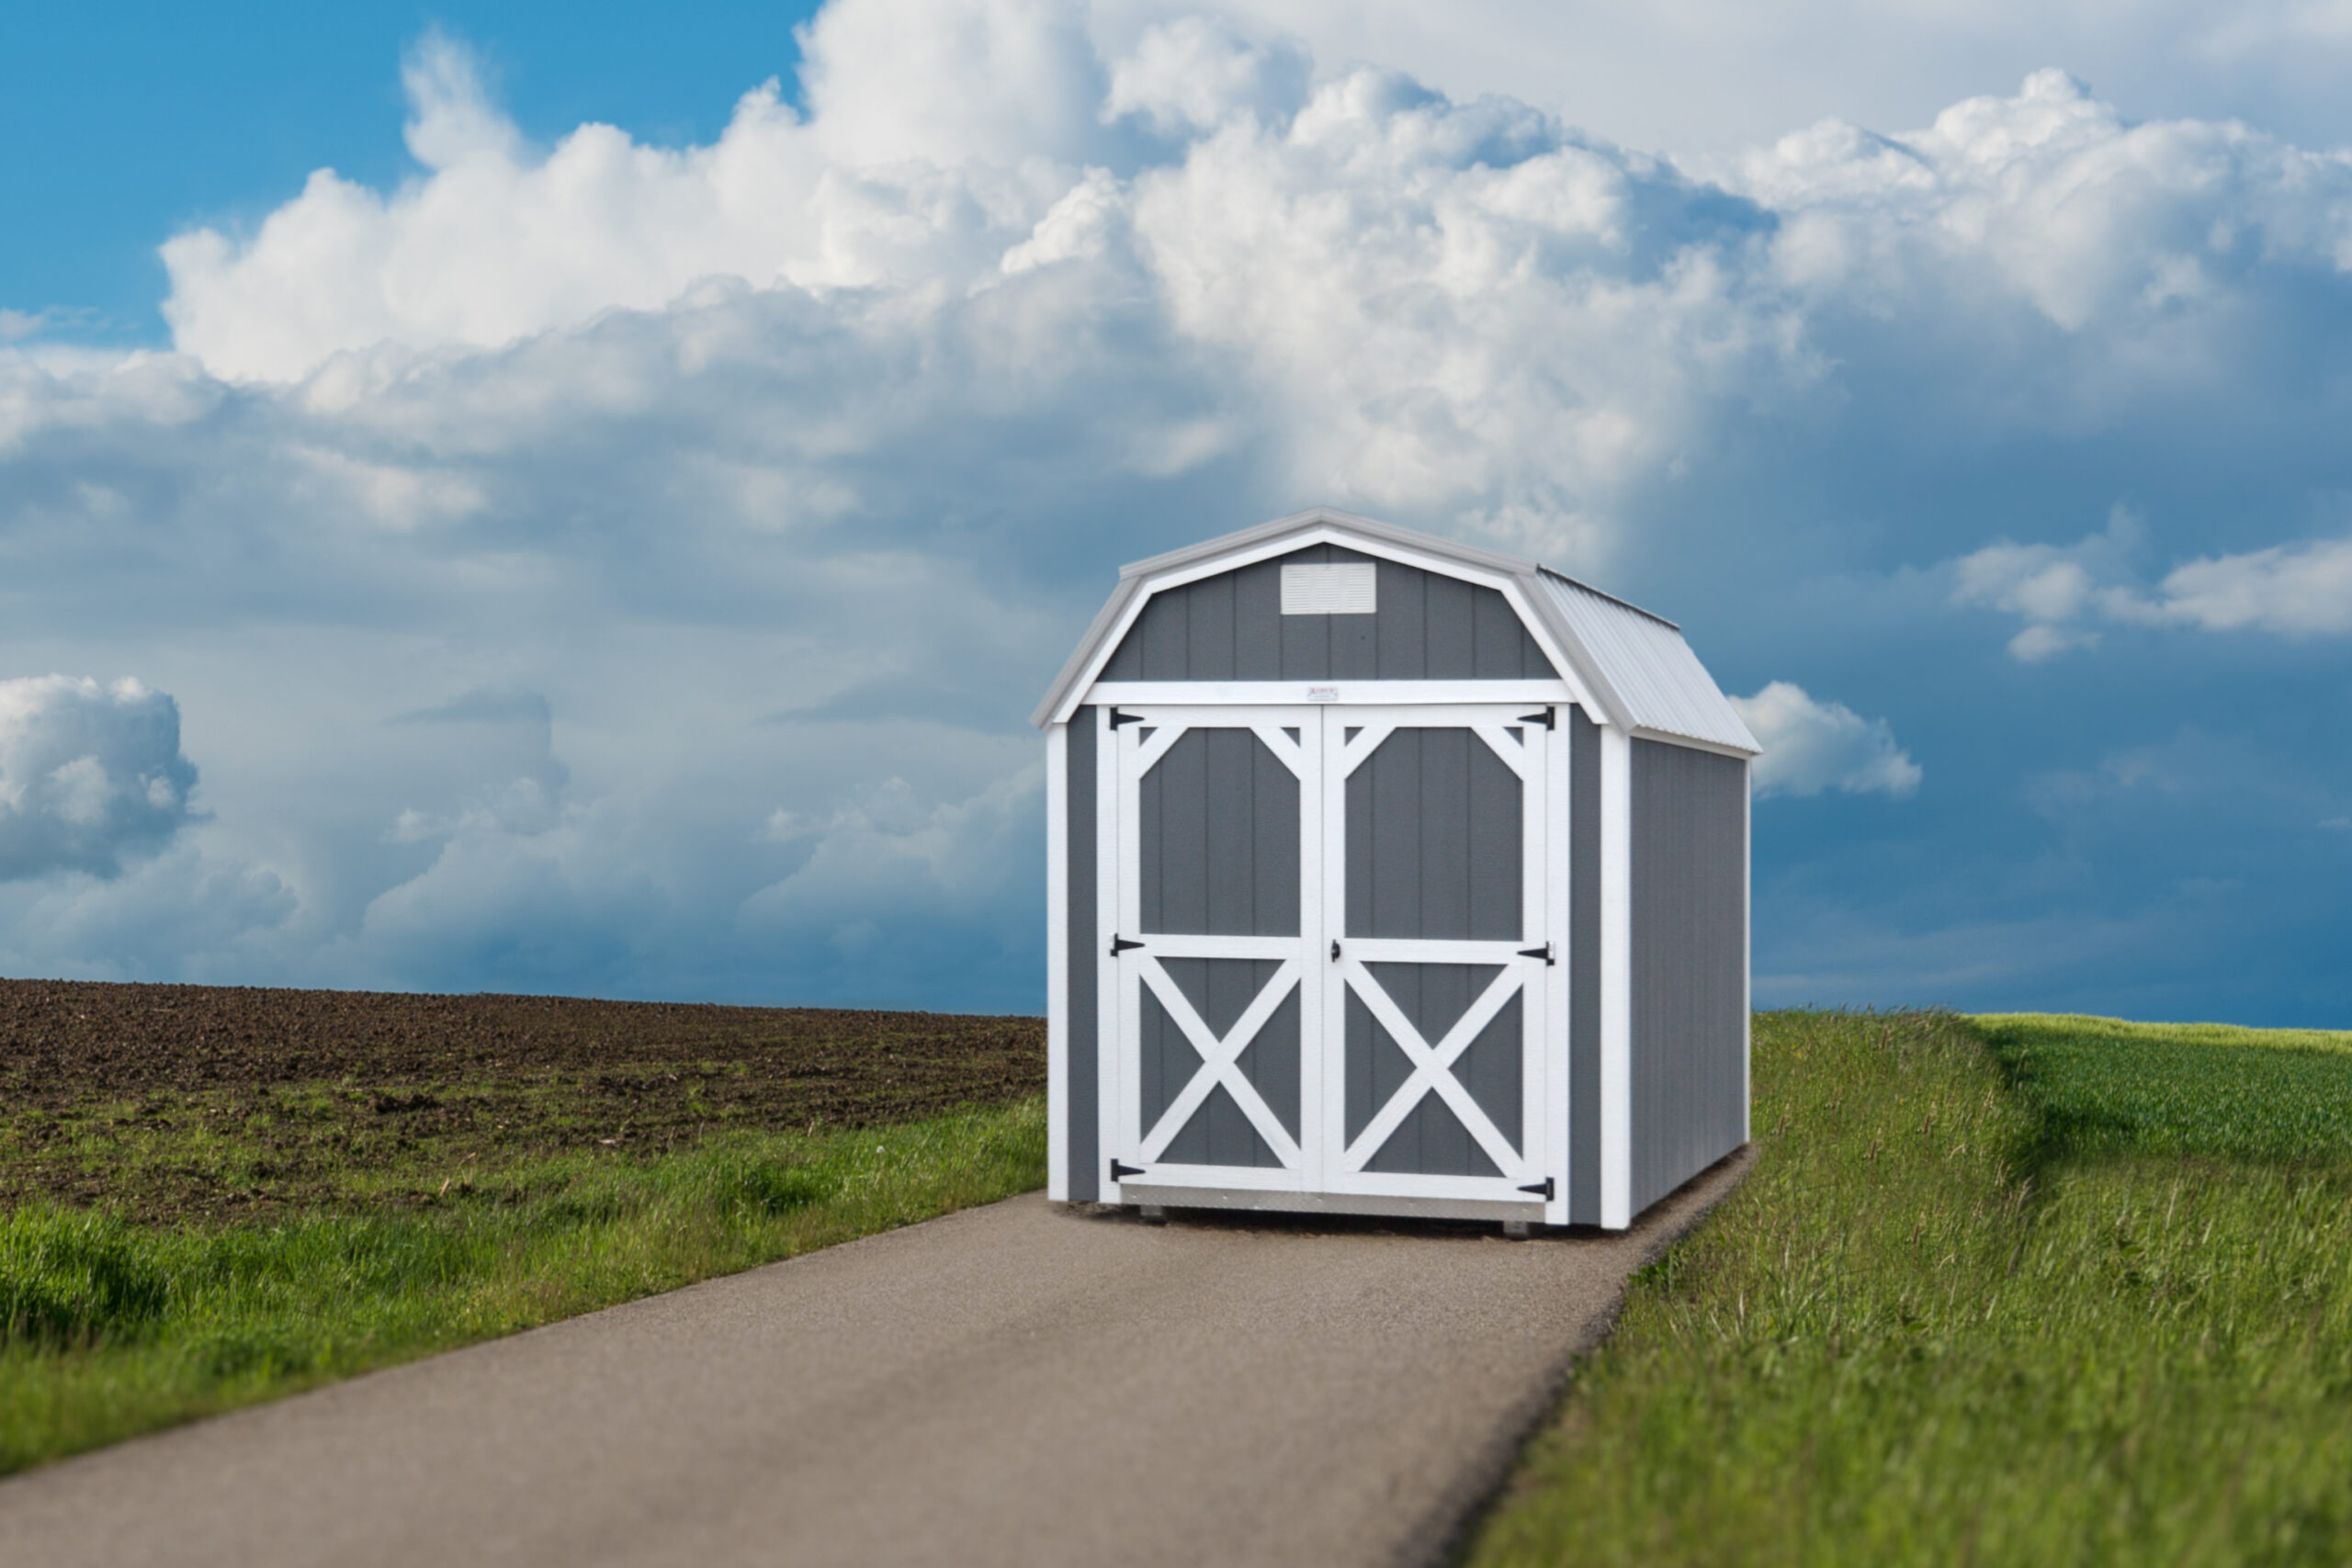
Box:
left=0, top=983, right=1046, bottom=1476
left=1470, top=1010, right=2352, bottom=1568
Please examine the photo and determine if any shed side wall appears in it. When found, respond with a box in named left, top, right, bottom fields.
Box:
left=1099, top=545, right=1550, bottom=682
left=1629, top=738, right=1747, bottom=1214
left=1066, top=707, right=1099, bottom=1202
left=1569, top=705, right=1603, bottom=1225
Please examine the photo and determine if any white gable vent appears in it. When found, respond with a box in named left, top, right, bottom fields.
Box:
left=1280, top=562, right=1377, bottom=615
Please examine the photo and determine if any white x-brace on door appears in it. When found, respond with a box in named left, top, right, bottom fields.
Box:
left=1101, top=701, right=1558, bottom=1205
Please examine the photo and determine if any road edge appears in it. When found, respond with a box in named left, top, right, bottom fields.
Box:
left=1403, top=1142, right=1760, bottom=1568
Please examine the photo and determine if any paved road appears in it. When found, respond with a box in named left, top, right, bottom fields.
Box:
left=0, top=1153, right=1749, bottom=1568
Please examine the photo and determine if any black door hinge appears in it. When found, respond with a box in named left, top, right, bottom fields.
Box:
left=1109, top=708, right=1144, bottom=728
left=1517, top=1176, right=1555, bottom=1201
left=1517, top=942, right=1555, bottom=966
left=1517, top=707, right=1557, bottom=730
left=1110, top=935, right=1144, bottom=956
left=1110, top=1159, right=1144, bottom=1180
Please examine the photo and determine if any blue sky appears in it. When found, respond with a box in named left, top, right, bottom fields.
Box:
left=1, top=2, right=823, bottom=339
left=3, top=0, right=2350, bottom=1022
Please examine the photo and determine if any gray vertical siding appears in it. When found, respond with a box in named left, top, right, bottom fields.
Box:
left=1362, top=962, right=1501, bottom=1045
left=1137, top=987, right=1195, bottom=1137
left=1362, top=1092, right=1504, bottom=1177
left=1345, top=728, right=1523, bottom=941
left=1452, top=995, right=1523, bottom=1156
left=1099, top=545, right=1552, bottom=682
left=1159, top=1082, right=1283, bottom=1167
left=1629, top=739, right=1749, bottom=1214
left=1569, top=705, right=1602, bottom=1225
left=1139, top=728, right=1300, bottom=936
left=1066, top=711, right=1098, bottom=1202
left=1232, top=984, right=1303, bottom=1145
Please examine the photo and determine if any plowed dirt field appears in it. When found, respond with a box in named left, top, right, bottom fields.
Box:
left=0, top=981, right=1043, bottom=1222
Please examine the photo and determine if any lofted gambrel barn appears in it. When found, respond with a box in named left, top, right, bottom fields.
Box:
left=1034, top=509, right=1758, bottom=1230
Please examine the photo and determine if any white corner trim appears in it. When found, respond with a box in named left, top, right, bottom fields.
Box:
left=1599, top=724, right=1633, bottom=1230
left=1742, top=757, right=1753, bottom=1145
left=1545, top=710, right=1572, bottom=1227
left=1094, top=705, right=1122, bottom=1202
left=1046, top=721, right=1069, bottom=1202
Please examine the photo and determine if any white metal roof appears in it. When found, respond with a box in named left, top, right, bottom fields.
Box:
left=1033, top=508, right=1758, bottom=755
left=1536, top=571, right=1759, bottom=753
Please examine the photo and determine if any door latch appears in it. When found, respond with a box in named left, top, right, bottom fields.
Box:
left=1110, top=935, right=1144, bottom=956
left=1517, top=942, right=1555, bottom=965
left=1330, top=939, right=1342, bottom=962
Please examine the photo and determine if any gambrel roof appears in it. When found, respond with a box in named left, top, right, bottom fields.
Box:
left=1033, top=508, right=1759, bottom=755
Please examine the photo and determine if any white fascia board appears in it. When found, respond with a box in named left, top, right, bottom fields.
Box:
left=1628, top=726, right=1762, bottom=761
left=1045, top=721, right=1069, bottom=1201
left=1038, top=513, right=1616, bottom=728
left=1599, top=725, right=1633, bottom=1230
left=1086, top=680, right=1573, bottom=707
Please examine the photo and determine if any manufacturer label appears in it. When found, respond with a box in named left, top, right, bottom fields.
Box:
left=1306, top=685, right=1340, bottom=703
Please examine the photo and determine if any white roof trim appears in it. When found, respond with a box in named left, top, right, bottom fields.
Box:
left=1032, top=508, right=1759, bottom=756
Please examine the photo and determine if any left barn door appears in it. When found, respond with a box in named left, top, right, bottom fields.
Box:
left=1102, top=705, right=1322, bottom=1196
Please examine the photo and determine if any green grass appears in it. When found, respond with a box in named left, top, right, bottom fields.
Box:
left=1976, top=1013, right=2352, bottom=1162
left=0, top=1099, right=1046, bottom=1475
left=1468, top=1011, right=2352, bottom=1568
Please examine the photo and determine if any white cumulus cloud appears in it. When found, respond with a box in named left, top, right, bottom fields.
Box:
left=5, top=2, right=2352, bottom=1008
left=1118, top=0, right=2352, bottom=158
left=2134, top=536, right=2352, bottom=635
left=1732, top=682, right=1923, bottom=799
left=1715, top=67, right=2352, bottom=354
left=1102, top=16, right=1310, bottom=135
left=1949, top=505, right=2352, bottom=656
left=0, top=676, right=200, bottom=880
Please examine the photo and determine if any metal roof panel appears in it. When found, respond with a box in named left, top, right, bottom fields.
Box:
left=1538, top=572, right=1758, bottom=753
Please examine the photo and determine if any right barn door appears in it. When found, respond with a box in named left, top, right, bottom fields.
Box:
left=1320, top=705, right=1559, bottom=1207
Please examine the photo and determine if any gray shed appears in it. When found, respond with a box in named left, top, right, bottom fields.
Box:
left=1034, top=509, right=1758, bottom=1230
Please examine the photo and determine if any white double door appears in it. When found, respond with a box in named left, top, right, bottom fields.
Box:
left=1102, top=702, right=1562, bottom=1206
